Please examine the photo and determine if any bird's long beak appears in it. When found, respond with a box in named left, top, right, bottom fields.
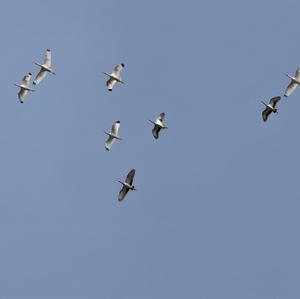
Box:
left=284, top=73, right=293, bottom=80
left=261, top=101, right=268, bottom=107
left=33, top=62, right=42, bottom=67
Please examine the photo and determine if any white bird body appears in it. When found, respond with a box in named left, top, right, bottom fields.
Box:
left=120, top=181, right=134, bottom=190
left=117, top=169, right=136, bottom=201
left=261, top=96, right=281, bottom=122
left=33, top=49, right=56, bottom=85
left=14, top=72, right=35, bottom=103
left=14, top=84, right=33, bottom=91
left=266, top=103, right=277, bottom=112
left=154, top=118, right=164, bottom=127
left=104, top=63, right=125, bottom=91
left=105, top=121, right=122, bottom=150
left=148, top=112, right=168, bottom=139
left=284, top=67, right=300, bottom=97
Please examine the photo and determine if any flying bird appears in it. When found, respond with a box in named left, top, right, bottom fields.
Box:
left=261, top=96, right=281, bottom=122
left=148, top=112, right=168, bottom=139
left=103, top=63, right=125, bottom=91
left=104, top=121, right=122, bottom=151
left=284, top=67, right=300, bottom=97
left=117, top=169, right=136, bottom=202
left=14, top=72, right=35, bottom=103
left=33, top=49, right=56, bottom=85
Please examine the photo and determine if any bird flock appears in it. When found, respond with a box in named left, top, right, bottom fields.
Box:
left=14, top=54, right=168, bottom=202
left=14, top=49, right=300, bottom=201
left=261, top=66, right=300, bottom=122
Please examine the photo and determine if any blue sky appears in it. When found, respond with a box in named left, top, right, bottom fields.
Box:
left=1, top=1, right=300, bottom=298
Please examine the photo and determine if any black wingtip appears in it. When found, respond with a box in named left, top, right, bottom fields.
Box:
left=121, top=63, right=125, bottom=67
left=46, top=48, right=50, bottom=51
left=28, top=72, right=32, bottom=75
left=33, top=82, right=36, bottom=85
left=116, top=120, right=120, bottom=123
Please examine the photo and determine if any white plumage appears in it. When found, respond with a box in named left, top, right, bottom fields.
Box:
left=104, top=121, right=122, bottom=150
left=33, top=49, right=56, bottom=85
left=14, top=72, right=35, bottom=103
left=103, top=63, right=125, bottom=91
left=284, top=67, right=300, bottom=97
left=148, top=112, right=168, bottom=139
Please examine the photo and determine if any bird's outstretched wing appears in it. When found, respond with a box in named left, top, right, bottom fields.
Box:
left=125, top=169, right=135, bottom=185
left=22, top=73, right=31, bottom=87
left=262, top=108, right=271, bottom=122
left=118, top=185, right=129, bottom=201
left=111, top=121, right=120, bottom=135
left=295, top=66, right=300, bottom=81
left=44, top=49, right=51, bottom=67
left=158, top=112, right=165, bottom=121
left=152, top=125, right=161, bottom=139
left=106, top=78, right=117, bottom=91
left=33, top=69, right=47, bottom=85
left=105, top=135, right=115, bottom=151
left=111, top=63, right=124, bottom=77
left=18, top=89, right=28, bottom=103
left=284, top=81, right=298, bottom=97
left=269, top=96, right=281, bottom=108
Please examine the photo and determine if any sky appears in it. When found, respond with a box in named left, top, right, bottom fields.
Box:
left=0, top=1, right=300, bottom=298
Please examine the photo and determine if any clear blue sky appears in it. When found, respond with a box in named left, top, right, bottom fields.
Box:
left=1, top=1, right=300, bottom=298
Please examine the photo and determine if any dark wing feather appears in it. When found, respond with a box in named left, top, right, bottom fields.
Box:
left=269, top=96, right=281, bottom=108
left=158, top=112, right=165, bottom=121
left=262, top=108, right=271, bottom=122
left=118, top=185, right=129, bottom=201
left=152, top=125, right=161, bottom=139
left=125, top=169, right=135, bottom=185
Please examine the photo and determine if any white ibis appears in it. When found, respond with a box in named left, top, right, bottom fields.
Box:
left=33, top=49, right=56, bottom=85
left=148, top=112, right=168, bottom=139
left=14, top=72, right=35, bottom=103
left=117, top=169, right=136, bottom=202
left=104, top=121, right=122, bottom=151
left=261, top=96, right=281, bottom=122
left=284, top=67, right=300, bottom=97
left=103, top=63, right=124, bottom=91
